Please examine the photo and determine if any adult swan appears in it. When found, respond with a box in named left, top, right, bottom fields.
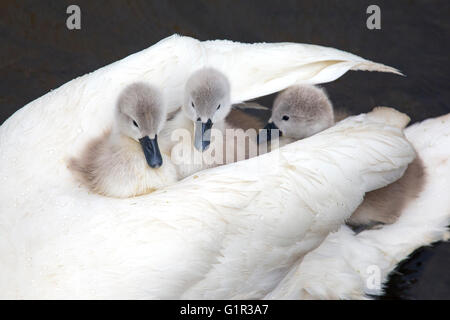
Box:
left=0, top=35, right=411, bottom=299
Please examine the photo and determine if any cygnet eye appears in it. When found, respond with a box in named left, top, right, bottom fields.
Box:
left=282, top=115, right=290, bottom=121
left=133, top=120, right=139, bottom=128
left=217, top=104, right=221, bottom=110
left=191, top=102, right=195, bottom=108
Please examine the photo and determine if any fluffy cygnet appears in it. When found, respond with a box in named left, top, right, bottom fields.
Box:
left=69, top=82, right=178, bottom=198
left=258, top=85, right=409, bottom=227
left=258, top=84, right=334, bottom=147
left=183, top=67, right=232, bottom=151
left=158, top=68, right=262, bottom=178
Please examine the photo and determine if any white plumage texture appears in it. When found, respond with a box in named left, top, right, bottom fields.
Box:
left=0, top=107, right=414, bottom=299
left=0, top=35, right=416, bottom=299
left=265, top=113, right=450, bottom=300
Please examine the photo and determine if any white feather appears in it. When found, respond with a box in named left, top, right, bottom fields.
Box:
left=0, top=35, right=411, bottom=299
left=0, top=105, right=414, bottom=298
left=265, top=113, right=450, bottom=299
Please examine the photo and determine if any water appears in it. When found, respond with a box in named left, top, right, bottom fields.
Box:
left=0, top=0, right=448, bottom=299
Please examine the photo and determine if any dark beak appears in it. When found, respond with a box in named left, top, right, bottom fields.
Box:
left=194, top=118, right=213, bottom=151
left=139, top=135, right=163, bottom=168
left=257, top=121, right=282, bottom=144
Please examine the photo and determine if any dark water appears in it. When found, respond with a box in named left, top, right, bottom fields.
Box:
left=0, top=0, right=449, bottom=299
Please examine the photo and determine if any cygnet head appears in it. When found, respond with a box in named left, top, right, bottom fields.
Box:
left=183, top=67, right=231, bottom=151
left=259, top=85, right=334, bottom=143
left=116, top=82, right=166, bottom=168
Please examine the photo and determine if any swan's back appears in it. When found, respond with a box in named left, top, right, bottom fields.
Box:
left=0, top=107, right=415, bottom=299
left=0, top=35, right=408, bottom=299
left=265, top=113, right=450, bottom=299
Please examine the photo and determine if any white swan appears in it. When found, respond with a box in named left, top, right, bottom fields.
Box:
left=0, top=107, right=414, bottom=299
left=265, top=113, right=450, bottom=299
left=179, top=107, right=413, bottom=299
left=0, top=35, right=409, bottom=299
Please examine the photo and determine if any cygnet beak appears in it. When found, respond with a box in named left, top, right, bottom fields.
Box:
left=139, top=135, right=163, bottom=168
left=194, top=118, right=213, bottom=151
left=257, top=121, right=282, bottom=144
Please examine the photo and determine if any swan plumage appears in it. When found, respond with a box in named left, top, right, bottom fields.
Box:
left=0, top=104, right=415, bottom=298
left=0, top=35, right=412, bottom=299
left=265, top=113, right=450, bottom=299
left=259, top=87, right=418, bottom=227
left=179, top=107, right=414, bottom=299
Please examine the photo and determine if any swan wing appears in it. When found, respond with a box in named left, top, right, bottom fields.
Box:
left=0, top=106, right=414, bottom=299
left=0, top=34, right=402, bottom=147
left=265, top=113, right=450, bottom=299
left=202, top=38, right=402, bottom=104
left=0, top=34, right=406, bottom=299
left=181, top=107, right=414, bottom=299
